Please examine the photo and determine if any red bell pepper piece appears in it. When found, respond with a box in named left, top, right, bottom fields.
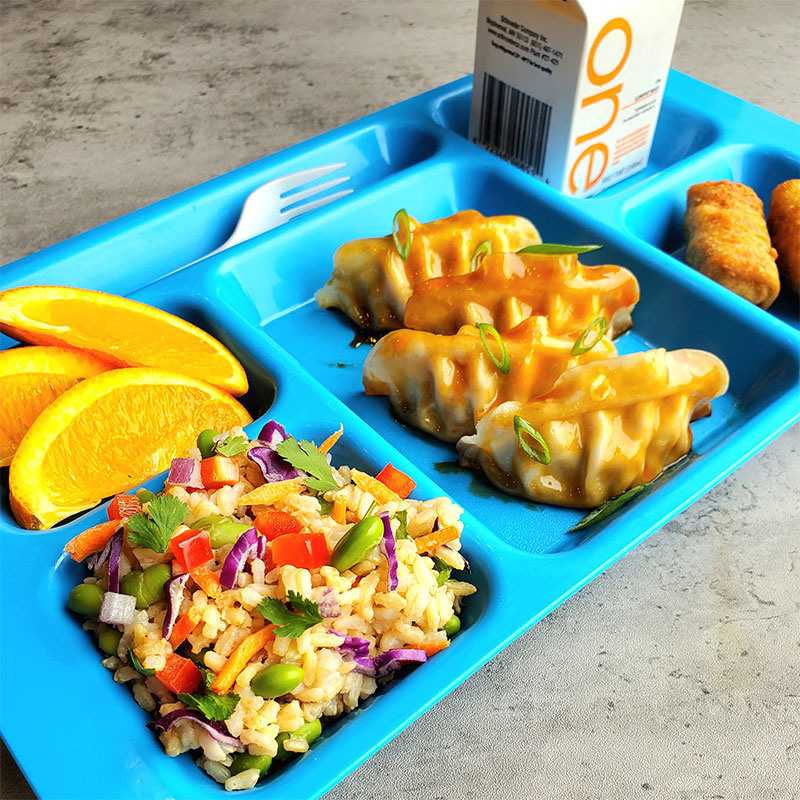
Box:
left=156, top=653, right=202, bottom=694
left=254, top=510, right=302, bottom=541
left=271, top=532, right=329, bottom=569
left=200, top=455, right=239, bottom=489
left=375, top=463, right=416, bottom=499
left=107, top=493, right=141, bottom=521
left=170, top=529, right=213, bottom=571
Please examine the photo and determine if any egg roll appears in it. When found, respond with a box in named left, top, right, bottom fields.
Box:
left=767, top=179, right=800, bottom=295
left=684, top=180, right=779, bottom=309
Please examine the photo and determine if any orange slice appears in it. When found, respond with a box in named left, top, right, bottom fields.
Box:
left=0, top=285, right=249, bottom=396
left=9, top=367, right=253, bottom=529
left=0, top=346, right=112, bottom=467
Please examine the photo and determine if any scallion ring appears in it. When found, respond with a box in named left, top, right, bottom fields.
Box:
left=571, top=317, right=608, bottom=355
left=476, top=322, right=510, bottom=374
left=513, top=415, right=550, bottom=465
left=392, top=208, right=412, bottom=261
left=470, top=239, right=492, bottom=271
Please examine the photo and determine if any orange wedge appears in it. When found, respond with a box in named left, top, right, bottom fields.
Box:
left=0, top=346, right=112, bottom=467
left=0, top=285, right=249, bottom=396
left=9, top=367, right=252, bottom=529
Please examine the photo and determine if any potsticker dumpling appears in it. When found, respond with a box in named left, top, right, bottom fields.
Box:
left=315, top=210, right=541, bottom=330
left=363, top=316, right=617, bottom=442
left=456, top=349, right=729, bottom=508
left=403, top=251, right=639, bottom=336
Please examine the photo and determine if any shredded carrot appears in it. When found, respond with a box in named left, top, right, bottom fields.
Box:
left=413, top=641, right=450, bottom=656
left=210, top=625, right=274, bottom=695
left=332, top=495, right=347, bottom=525
left=350, top=469, right=401, bottom=505
left=190, top=566, right=223, bottom=599
left=414, top=524, right=460, bottom=554
left=168, top=606, right=202, bottom=649
left=319, top=424, right=344, bottom=455
left=237, top=478, right=305, bottom=507
left=64, top=518, right=121, bottom=562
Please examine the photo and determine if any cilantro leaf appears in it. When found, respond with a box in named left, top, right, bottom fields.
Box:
left=177, top=690, right=240, bottom=721
left=431, top=556, right=452, bottom=586
left=256, top=590, right=323, bottom=638
left=126, top=493, right=188, bottom=553
left=215, top=435, right=249, bottom=457
left=392, top=510, right=410, bottom=540
left=275, top=437, right=338, bottom=493
left=199, top=666, right=216, bottom=688
left=128, top=649, right=155, bottom=676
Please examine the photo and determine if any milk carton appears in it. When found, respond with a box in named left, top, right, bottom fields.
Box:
left=468, top=0, right=685, bottom=197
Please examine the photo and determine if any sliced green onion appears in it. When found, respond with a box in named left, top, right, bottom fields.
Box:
left=571, top=317, right=608, bottom=355
left=392, top=208, right=412, bottom=260
left=517, top=243, right=602, bottom=255
left=476, top=322, right=510, bottom=374
left=513, top=415, right=550, bottom=464
left=568, top=483, right=649, bottom=531
left=470, top=239, right=492, bottom=271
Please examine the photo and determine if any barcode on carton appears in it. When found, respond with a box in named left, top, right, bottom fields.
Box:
left=475, top=73, right=552, bottom=177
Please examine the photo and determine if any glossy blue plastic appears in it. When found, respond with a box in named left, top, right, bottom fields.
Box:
left=1, top=71, right=798, bottom=800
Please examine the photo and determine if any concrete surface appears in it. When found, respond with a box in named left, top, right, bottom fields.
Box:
left=1, top=1, right=798, bottom=798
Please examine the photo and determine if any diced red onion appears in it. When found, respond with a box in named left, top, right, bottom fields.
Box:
left=373, top=648, right=427, bottom=678
left=167, top=458, right=203, bottom=489
left=99, top=591, right=136, bottom=626
left=147, top=710, right=244, bottom=750
left=247, top=446, right=303, bottom=484
left=257, top=420, right=288, bottom=446
left=162, top=574, right=190, bottom=640
left=379, top=512, right=398, bottom=591
left=318, top=588, right=340, bottom=618
left=219, top=528, right=260, bottom=589
left=107, top=531, right=123, bottom=594
left=87, top=537, right=113, bottom=572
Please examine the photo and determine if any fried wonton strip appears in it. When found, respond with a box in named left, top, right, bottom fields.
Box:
left=350, top=469, right=401, bottom=505
left=238, top=479, right=305, bottom=507
left=685, top=180, right=780, bottom=309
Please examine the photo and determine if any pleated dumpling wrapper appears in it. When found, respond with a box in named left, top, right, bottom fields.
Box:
left=403, top=250, right=639, bottom=336
left=363, top=316, right=616, bottom=442
left=456, top=348, right=729, bottom=508
left=315, top=210, right=541, bottom=330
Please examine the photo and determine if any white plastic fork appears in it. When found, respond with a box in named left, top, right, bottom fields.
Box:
left=194, top=163, right=351, bottom=263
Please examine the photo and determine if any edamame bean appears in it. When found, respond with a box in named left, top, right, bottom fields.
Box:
left=330, top=515, right=384, bottom=572
left=274, top=718, right=322, bottom=761
left=443, top=614, right=461, bottom=637
left=121, top=563, right=172, bottom=609
left=194, top=515, right=252, bottom=549
left=67, top=582, right=104, bottom=617
left=136, top=488, right=157, bottom=505
left=250, top=664, right=305, bottom=699
left=196, top=429, right=221, bottom=459
left=98, top=626, right=122, bottom=656
left=229, top=752, right=272, bottom=777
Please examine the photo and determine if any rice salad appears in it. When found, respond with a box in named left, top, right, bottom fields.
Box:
left=65, top=420, right=476, bottom=791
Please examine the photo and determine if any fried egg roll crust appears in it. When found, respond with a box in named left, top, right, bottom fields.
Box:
left=685, top=180, right=780, bottom=309
left=767, top=179, right=800, bottom=295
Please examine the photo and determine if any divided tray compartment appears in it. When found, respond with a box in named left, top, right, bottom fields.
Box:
left=2, top=69, right=799, bottom=800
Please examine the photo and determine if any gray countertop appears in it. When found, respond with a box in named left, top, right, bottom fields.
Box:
left=1, top=2, right=798, bottom=799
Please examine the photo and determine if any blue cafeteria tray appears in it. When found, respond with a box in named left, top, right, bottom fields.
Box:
left=1, top=70, right=798, bottom=800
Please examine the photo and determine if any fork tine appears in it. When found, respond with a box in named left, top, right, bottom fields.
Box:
left=269, top=162, right=346, bottom=194
left=281, top=175, right=350, bottom=208
left=280, top=188, right=352, bottom=221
